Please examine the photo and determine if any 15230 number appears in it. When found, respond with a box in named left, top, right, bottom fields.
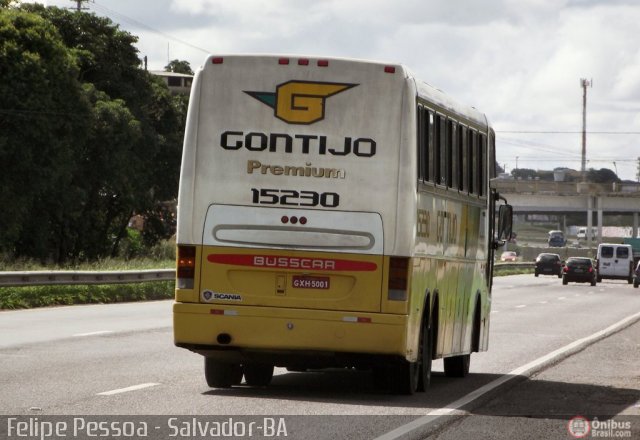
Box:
left=250, top=188, right=340, bottom=208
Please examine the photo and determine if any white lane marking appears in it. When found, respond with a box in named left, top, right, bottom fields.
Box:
left=374, top=310, right=640, bottom=440
left=515, top=305, right=527, bottom=309
left=97, top=383, right=160, bottom=396
left=491, top=311, right=499, bottom=314
left=558, top=296, right=566, bottom=300
left=539, top=301, right=548, bottom=304
left=73, top=331, right=114, bottom=337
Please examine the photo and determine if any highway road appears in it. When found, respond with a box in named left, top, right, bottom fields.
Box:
left=1, top=275, right=639, bottom=439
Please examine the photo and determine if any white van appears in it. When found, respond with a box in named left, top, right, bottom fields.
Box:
left=596, top=243, right=634, bottom=283
left=576, top=227, right=597, bottom=240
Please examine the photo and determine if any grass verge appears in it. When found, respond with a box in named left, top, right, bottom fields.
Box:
left=0, top=281, right=174, bottom=310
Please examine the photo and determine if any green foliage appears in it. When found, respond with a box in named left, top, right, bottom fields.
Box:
left=0, top=6, right=186, bottom=263
left=0, top=281, right=174, bottom=309
left=586, top=168, right=620, bottom=184
left=165, top=59, right=193, bottom=75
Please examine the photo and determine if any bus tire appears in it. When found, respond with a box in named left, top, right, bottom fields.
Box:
left=444, top=354, right=470, bottom=377
left=418, top=316, right=434, bottom=391
left=372, top=359, right=419, bottom=395
left=204, top=358, right=242, bottom=388
left=244, top=363, right=274, bottom=387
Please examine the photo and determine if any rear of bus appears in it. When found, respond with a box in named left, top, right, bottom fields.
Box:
left=173, top=55, right=416, bottom=374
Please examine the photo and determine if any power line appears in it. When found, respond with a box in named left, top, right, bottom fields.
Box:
left=90, top=2, right=210, bottom=55
left=497, top=131, right=640, bottom=134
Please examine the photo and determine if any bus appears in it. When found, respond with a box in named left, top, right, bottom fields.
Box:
left=173, top=54, right=512, bottom=394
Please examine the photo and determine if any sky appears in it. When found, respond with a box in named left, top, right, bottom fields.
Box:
left=32, top=0, right=640, bottom=181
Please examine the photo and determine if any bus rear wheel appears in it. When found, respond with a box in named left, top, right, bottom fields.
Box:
left=243, top=363, right=274, bottom=387
left=374, top=317, right=432, bottom=395
left=204, top=358, right=243, bottom=388
left=373, top=361, right=419, bottom=395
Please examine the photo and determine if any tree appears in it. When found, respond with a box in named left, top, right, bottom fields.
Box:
left=586, top=168, right=620, bottom=184
left=1, top=5, right=187, bottom=262
left=165, top=59, right=193, bottom=75
left=0, top=7, right=91, bottom=260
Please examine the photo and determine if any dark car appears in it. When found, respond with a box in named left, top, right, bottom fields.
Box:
left=634, top=261, right=640, bottom=288
left=548, top=231, right=566, bottom=247
left=535, top=253, right=563, bottom=278
left=562, top=257, right=597, bottom=286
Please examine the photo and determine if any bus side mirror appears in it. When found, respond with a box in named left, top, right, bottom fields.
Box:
left=497, top=204, right=513, bottom=242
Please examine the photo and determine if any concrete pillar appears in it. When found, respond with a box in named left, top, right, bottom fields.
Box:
left=597, top=196, right=603, bottom=244
left=634, top=212, right=639, bottom=238
left=587, top=196, right=594, bottom=246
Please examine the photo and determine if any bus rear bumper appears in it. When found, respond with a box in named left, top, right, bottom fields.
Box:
left=173, top=302, right=409, bottom=366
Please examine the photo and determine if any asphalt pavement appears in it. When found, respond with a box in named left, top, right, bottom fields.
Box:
left=420, top=319, right=640, bottom=440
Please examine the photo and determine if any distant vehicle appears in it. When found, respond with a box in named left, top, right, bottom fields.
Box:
left=576, top=227, right=597, bottom=240
left=633, top=261, right=640, bottom=288
left=562, top=257, right=597, bottom=286
left=548, top=230, right=565, bottom=247
left=534, top=253, right=563, bottom=278
left=596, top=243, right=634, bottom=284
left=500, top=251, right=518, bottom=262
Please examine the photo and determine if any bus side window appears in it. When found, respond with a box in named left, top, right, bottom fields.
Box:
left=423, top=107, right=430, bottom=183
left=439, top=115, right=447, bottom=186
left=458, top=125, right=466, bottom=192
left=478, top=133, right=486, bottom=197
left=417, top=106, right=425, bottom=182
left=428, top=111, right=434, bottom=183
left=434, top=114, right=441, bottom=185
left=489, top=130, right=496, bottom=179
left=468, top=129, right=476, bottom=195
left=447, top=119, right=455, bottom=189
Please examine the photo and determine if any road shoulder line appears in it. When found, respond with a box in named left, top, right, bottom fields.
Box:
left=374, top=310, right=640, bottom=440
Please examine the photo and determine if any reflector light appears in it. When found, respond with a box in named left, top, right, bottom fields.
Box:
left=281, top=216, right=289, bottom=224
left=290, top=216, right=298, bottom=224
left=298, top=59, right=309, bottom=66
left=211, top=57, right=223, bottom=64
left=209, top=309, right=238, bottom=316
left=279, top=58, right=290, bottom=65
left=317, top=60, right=329, bottom=67
left=299, top=217, right=307, bottom=225
left=388, top=256, right=409, bottom=301
left=388, top=257, right=409, bottom=290
left=384, top=66, right=396, bottom=73
left=342, top=316, right=372, bottom=323
left=177, top=245, right=196, bottom=288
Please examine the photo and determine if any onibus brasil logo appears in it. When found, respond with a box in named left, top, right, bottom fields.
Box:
left=245, top=80, right=357, bottom=125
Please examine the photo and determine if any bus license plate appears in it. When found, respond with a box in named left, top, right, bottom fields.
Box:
left=292, top=276, right=330, bottom=289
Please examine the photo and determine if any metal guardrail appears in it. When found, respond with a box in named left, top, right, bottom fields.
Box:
left=0, top=269, right=176, bottom=287
left=494, top=262, right=535, bottom=271
left=0, top=264, right=529, bottom=288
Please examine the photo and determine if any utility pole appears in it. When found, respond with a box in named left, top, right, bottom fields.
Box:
left=70, top=0, right=90, bottom=12
left=580, top=78, right=592, bottom=181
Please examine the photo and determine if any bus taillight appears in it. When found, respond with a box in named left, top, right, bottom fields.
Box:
left=177, top=245, right=196, bottom=289
left=388, top=257, right=409, bottom=301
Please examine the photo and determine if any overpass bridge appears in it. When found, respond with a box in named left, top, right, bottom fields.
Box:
left=491, top=179, right=640, bottom=243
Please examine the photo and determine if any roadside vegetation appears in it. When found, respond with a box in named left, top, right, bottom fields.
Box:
left=0, top=238, right=175, bottom=310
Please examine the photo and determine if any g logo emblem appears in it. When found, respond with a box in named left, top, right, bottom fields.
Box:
left=245, top=81, right=357, bottom=125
